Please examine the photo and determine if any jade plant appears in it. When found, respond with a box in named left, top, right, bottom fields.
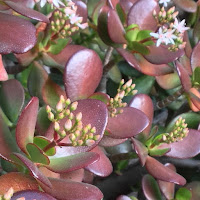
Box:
left=0, top=0, right=200, bottom=199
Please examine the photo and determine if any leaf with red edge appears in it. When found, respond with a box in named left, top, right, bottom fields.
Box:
left=16, top=97, right=39, bottom=154
left=40, top=177, right=103, bottom=200
left=0, top=55, right=8, bottom=81
left=88, top=92, right=110, bottom=105
left=4, top=1, right=49, bottom=23
left=175, top=61, right=192, bottom=92
left=42, top=77, right=66, bottom=109
left=116, top=48, right=173, bottom=76
left=60, top=169, right=84, bottom=182
left=132, top=138, right=148, bottom=166
left=99, top=135, right=127, bottom=147
left=0, top=13, right=36, bottom=54
left=11, top=190, right=56, bottom=200
left=45, top=152, right=99, bottom=173
left=0, top=79, right=24, bottom=122
left=11, top=153, right=52, bottom=188
left=107, top=107, right=149, bottom=139
left=85, top=146, right=113, bottom=177
left=191, top=41, right=200, bottom=71
left=173, top=0, right=197, bottom=13
left=120, top=0, right=137, bottom=14
left=144, top=45, right=184, bottom=65
left=158, top=163, right=175, bottom=200
left=142, top=174, right=162, bottom=200
left=64, top=49, right=103, bottom=101
left=145, top=156, right=186, bottom=185
left=158, top=129, right=200, bottom=159
left=108, top=0, right=119, bottom=9
left=129, top=94, right=154, bottom=136
left=127, top=0, right=159, bottom=31
left=45, top=99, right=108, bottom=155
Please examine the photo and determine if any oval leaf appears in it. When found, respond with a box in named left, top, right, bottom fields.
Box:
left=0, top=55, right=8, bottom=81
left=191, top=41, right=200, bottom=71
left=99, top=135, right=127, bottom=147
left=0, top=12, right=36, bottom=54
left=64, top=49, right=103, bottom=101
left=173, top=0, right=197, bottom=13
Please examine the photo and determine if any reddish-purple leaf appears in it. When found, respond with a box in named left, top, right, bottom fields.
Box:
left=107, top=107, right=149, bottom=139
left=175, top=61, right=192, bottom=92
left=86, top=146, right=113, bottom=177
left=158, top=163, right=175, bottom=200
left=60, top=169, right=84, bottom=182
left=0, top=55, right=8, bottom=81
left=0, top=12, right=36, bottom=54
left=107, top=0, right=119, bottom=9
left=145, top=156, right=186, bottom=185
left=173, top=0, right=197, bottom=13
left=16, top=97, right=38, bottom=154
left=45, top=152, right=99, bottom=173
left=179, top=55, right=192, bottom=75
left=99, top=135, right=127, bottom=147
left=116, top=195, right=132, bottom=200
left=189, top=88, right=200, bottom=112
left=184, top=32, right=192, bottom=58
left=186, top=181, right=200, bottom=200
left=191, top=41, right=200, bottom=71
left=4, top=1, right=49, bottom=23
left=64, top=49, right=103, bottom=101
left=45, top=99, right=108, bottom=155
left=144, top=45, right=184, bottom=64
left=120, top=0, right=138, bottom=14
left=88, top=92, right=110, bottom=105
left=12, top=153, right=52, bottom=188
left=107, top=9, right=126, bottom=44
left=132, top=138, right=148, bottom=166
left=0, top=79, right=24, bottom=122
left=158, top=129, right=200, bottom=159
left=40, top=177, right=103, bottom=200
left=129, top=94, right=154, bottom=136
left=11, top=190, right=56, bottom=200
left=127, top=0, right=159, bottom=31
left=73, top=0, right=88, bottom=23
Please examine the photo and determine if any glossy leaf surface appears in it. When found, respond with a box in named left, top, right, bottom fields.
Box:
left=145, top=156, right=186, bottom=185
left=175, top=188, right=192, bottom=200
left=40, top=177, right=103, bottom=200
left=191, top=41, right=200, bottom=71
left=142, top=174, right=162, bottom=200
left=88, top=92, right=110, bottom=104
left=86, top=146, right=113, bottom=177
left=0, top=12, right=36, bottom=54
left=16, top=97, right=39, bottom=154
left=64, top=49, right=103, bottom=101
left=0, top=79, right=24, bottom=122
left=5, top=1, right=49, bottom=23
left=107, top=107, right=149, bottom=139
left=99, top=135, right=127, bottom=147
left=0, top=55, right=8, bottom=81
left=173, top=0, right=197, bottom=13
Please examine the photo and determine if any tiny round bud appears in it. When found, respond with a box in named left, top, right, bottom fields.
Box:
left=54, top=122, right=60, bottom=131
left=60, top=130, right=66, bottom=138
left=75, top=130, right=80, bottom=137
left=64, top=119, right=72, bottom=131
left=88, top=133, right=94, bottom=139
left=48, top=112, right=54, bottom=121
left=77, top=140, right=83, bottom=146
left=70, top=101, right=78, bottom=111
left=120, top=79, right=125, bottom=85
left=76, top=112, right=82, bottom=122
left=46, top=105, right=51, bottom=113
left=69, top=133, right=76, bottom=141
left=91, top=127, right=96, bottom=133
left=56, top=101, right=64, bottom=112
left=60, top=95, right=65, bottom=103
left=58, top=112, right=65, bottom=119
left=69, top=113, right=74, bottom=120
left=93, top=135, right=100, bottom=141
left=85, top=139, right=95, bottom=146
left=65, top=98, right=71, bottom=106
left=3, top=187, right=14, bottom=200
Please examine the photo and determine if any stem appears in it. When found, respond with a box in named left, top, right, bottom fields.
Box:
left=43, top=140, right=57, bottom=152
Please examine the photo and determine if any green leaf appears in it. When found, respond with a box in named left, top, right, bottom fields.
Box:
left=33, top=136, right=56, bottom=156
left=125, top=24, right=139, bottom=32
left=131, top=41, right=150, bottom=55
left=175, top=188, right=192, bottom=200
left=136, top=30, right=152, bottom=42
left=192, top=66, right=200, bottom=85
left=149, top=146, right=170, bottom=156
left=116, top=160, right=129, bottom=173
left=125, top=28, right=140, bottom=42
left=116, top=3, right=126, bottom=24
left=108, top=64, right=122, bottom=83
left=48, top=38, right=69, bottom=55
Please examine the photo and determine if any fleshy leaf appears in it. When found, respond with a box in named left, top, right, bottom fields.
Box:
left=45, top=152, right=99, bottom=173
left=107, top=107, right=149, bottom=139
left=144, top=45, right=184, bottom=65
left=45, top=99, right=108, bottom=155
left=175, top=188, right=192, bottom=200
left=88, top=92, right=110, bottom=104
left=11, top=190, right=56, bottom=200
left=132, top=138, right=148, bottom=166
left=0, top=55, right=8, bottom=81
left=86, top=146, right=113, bottom=177
left=186, top=181, right=200, bottom=199
left=40, top=177, right=103, bottom=200
left=149, top=145, right=170, bottom=157
left=116, top=195, right=133, bottom=200
left=4, top=1, right=49, bottom=23
left=11, top=153, right=52, bottom=188
left=158, top=163, right=175, bottom=200
left=189, top=88, right=200, bottom=111
left=191, top=41, right=200, bottom=71
left=142, top=174, right=162, bottom=200
left=0, top=79, right=24, bottom=122
left=26, top=143, right=50, bottom=165
left=158, top=129, right=200, bottom=159
left=175, top=61, right=192, bottom=92
left=127, top=0, right=159, bottom=31
left=145, top=156, right=186, bottom=185
left=0, top=12, right=36, bottom=54
left=64, top=49, right=103, bottom=101
left=16, top=97, right=39, bottom=154
left=129, top=94, right=154, bottom=136
left=60, top=168, right=84, bottom=182
left=99, top=135, right=127, bottom=147
left=173, top=0, right=197, bottom=13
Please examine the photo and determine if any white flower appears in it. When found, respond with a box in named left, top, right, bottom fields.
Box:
left=159, top=0, right=171, bottom=7
left=173, top=18, right=190, bottom=33
left=36, top=0, right=64, bottom=8
left=150, top=27, right=176, bottom=47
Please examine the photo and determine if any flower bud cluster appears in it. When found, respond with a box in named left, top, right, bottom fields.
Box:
left=0, top=187, right=14, bottom=200
left=46, top=95, right=98, bottom=147
left=162, top=117, right=189, bottom=143
left=108, top=79, right=137, bottom=117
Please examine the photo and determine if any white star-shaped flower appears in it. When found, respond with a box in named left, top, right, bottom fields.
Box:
left=173, top=18, right=190, bottom=33
left=159, top=0, right=171, bottom=7
left=36, top=0, right=64, bottom=8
